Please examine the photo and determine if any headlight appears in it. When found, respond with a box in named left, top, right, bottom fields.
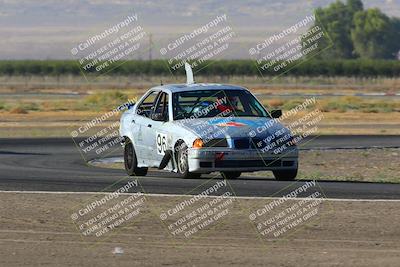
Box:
left=192, top=138, right=204, bottom=148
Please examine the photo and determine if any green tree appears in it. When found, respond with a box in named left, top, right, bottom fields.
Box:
left=347, top=0, right=363, bottom=15
left=351, top=8, right=400, bottom=59
left=313, top=0, right=362, bottom=59
left=308, top=0, right=400, bottom=59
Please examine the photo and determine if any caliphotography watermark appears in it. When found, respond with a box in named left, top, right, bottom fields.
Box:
left=70, top=12, right=148, bottom=78
left=249, top=13, right=332, bottom=79
left=248, top=180, right=326, bottom=240
left=248, top=97, right=324, bottom=156
left=159, top=14, right=236, bottom=73
left=175, top=94, right=236, bottom=147
left=70, top=179, right=146, bottom=242
left=158, top=178, right=236, bottom=239
left=70, top=97, right=137, bottom=161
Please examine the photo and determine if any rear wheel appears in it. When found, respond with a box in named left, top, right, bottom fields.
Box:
left=221, top=171, right=241, bottom=179
left=124, top=139, right=148, bottom=176
left=273, top=168, right=297, bottom=181
left=176, top=142, right=201, bottom=179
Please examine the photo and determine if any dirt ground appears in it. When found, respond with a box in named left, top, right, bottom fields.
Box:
left=0, top=192, right=399, bottom=266
left=269, top=148, right=400, bottom=183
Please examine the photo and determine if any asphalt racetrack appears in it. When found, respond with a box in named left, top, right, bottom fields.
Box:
left=0, top=135, right=399, bottom=199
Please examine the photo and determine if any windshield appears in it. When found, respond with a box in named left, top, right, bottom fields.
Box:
left=172, top=89, right=269, bottom=120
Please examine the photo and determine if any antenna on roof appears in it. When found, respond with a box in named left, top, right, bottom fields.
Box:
left=185, top=62, right=195, bottom=85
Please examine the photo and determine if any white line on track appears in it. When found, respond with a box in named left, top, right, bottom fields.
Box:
left=1, top=190, right=400, bottom=202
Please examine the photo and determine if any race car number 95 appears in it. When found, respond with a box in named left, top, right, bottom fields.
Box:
left=156, top=132, right=167, bottom=155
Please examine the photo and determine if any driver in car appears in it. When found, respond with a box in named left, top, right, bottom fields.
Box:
left=216, top=96, right=240, bottom=113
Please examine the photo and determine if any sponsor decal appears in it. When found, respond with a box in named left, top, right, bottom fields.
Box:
left=216, top=121, right=246, bottom=127
left=209, top=118, right=261, bottom=127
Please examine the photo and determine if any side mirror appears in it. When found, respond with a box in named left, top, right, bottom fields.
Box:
left=127, top=103, right=135, bottom=110
left=151, top=112, right=167, bottom=122
left=270, top=109, right=282, bottom=118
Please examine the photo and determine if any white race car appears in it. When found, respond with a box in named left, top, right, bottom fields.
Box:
left=120, top=64, right=298, bottom=180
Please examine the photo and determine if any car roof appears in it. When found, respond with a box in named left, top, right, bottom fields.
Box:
left=150, top=83, right=248, bottom=94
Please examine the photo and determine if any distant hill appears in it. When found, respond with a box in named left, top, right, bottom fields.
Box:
left=0, top=0, right=399, bottom=59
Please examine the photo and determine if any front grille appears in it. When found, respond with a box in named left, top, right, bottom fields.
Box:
left=204, top=138, right=228, bottom=148
left=215, top=159, right=282, bottom=168
left=250, top=138, right=264, bottom=149
left=234, top=138, right=250, bottom=149
left=250, top=136, right=294, bottom=150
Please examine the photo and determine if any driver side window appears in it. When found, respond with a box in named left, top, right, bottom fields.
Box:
left=153, top=92, right=169, bottom=120
left=136, top=91, right=159, bottom=118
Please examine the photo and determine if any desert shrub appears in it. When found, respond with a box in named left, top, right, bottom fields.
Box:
left=1, top=59, right=400, bottom=77
left=78, top=91, right=129, bottom=111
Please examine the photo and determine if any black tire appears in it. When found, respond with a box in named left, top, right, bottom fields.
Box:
left=273, top=168, right=297, bottom=181
left=124, top=139, right=148, bottom=176
left=221, top=171, right=241, bottom=179
left=176, top=142, right=201, bottom=179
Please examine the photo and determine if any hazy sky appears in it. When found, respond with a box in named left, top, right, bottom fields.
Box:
left=0, top=0, right=399, bottom=59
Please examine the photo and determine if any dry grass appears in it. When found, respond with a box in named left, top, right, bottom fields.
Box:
left=0, top=78, right=399, bottom=137
left=266, top=99, right=285, bottom=108
left=1, top=109, right=399, bottom=137
left=262, top=96, right=400, bottom=113
left=0, top=91, right=138, bottom=113
left=1, top=92, right=399, bottom=115
left=8, top=107, right=28, bottom=114
left=2, top=74, right=400, bottom=91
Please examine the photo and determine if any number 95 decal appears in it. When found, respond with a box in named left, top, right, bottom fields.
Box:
left=156, top=132, right=168, bottom=155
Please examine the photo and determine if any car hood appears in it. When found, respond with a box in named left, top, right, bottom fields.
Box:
left=173, top=117, right=289, bottom=140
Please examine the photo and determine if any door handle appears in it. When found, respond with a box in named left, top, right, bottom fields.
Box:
left=147, top=124, right=152, bottom=128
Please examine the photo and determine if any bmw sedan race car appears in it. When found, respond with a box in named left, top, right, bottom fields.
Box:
left=119, top=64, right=298, bottom=180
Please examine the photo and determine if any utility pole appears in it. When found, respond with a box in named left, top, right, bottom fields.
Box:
left=149, top=34, right=153, bottom=61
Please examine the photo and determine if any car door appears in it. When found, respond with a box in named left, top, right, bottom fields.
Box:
left=133, top=90, right=160, bottom=162
left=146, top=91, right=170, bottom=167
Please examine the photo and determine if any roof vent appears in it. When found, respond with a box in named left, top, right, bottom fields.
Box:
left=185, top=62, right=195, bottom=85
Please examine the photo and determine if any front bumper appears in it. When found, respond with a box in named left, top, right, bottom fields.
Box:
left=188, top=147, right=298, bottom=173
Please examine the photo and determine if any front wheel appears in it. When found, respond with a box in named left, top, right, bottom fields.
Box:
left=176, top=142, right=201, bottom=179
left=124, top=139, right=148, bottom=176
left=273, top=168, right=297, bottom=181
